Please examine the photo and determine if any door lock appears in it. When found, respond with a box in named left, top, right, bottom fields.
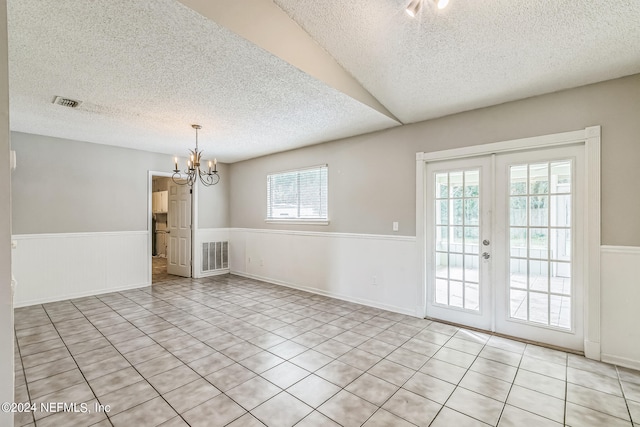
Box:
left=482, top=252, right=491, bottom=259
left=483, top=239, right=490, bottom=246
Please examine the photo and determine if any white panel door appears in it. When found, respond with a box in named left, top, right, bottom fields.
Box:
left=167, top=183, right=191, bottom=277
left=425, top=156, right=493, bottom=330
left=494, top=145, right=584, bottom=350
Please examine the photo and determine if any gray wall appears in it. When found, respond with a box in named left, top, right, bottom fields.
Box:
left=197, top=162, right=230, bottom=229
left=229, top=74, right=640, bottom=246
left=11, top=132, right=230, bottom=234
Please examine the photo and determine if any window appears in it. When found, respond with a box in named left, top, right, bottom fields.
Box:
left=267, top=165, right=328, bottom=222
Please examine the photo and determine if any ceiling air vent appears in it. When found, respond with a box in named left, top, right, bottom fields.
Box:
left=52, top=96, right=82, bottom=108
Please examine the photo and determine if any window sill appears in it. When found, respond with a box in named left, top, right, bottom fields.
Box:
left=265, top=219, right=330, bottom=226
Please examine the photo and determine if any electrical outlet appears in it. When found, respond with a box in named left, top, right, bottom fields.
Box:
left=248, top=257, right=251, bottom=264
left=260, top=259, right=264, bottom=267
left=372, top=275, right=377, bottom=286
left=392, top=222, right=399, bottom=232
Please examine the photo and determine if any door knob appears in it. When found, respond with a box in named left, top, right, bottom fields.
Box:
left=482, top=252, right=490, bottom=259
left=483, top=240, right=490, bottom=246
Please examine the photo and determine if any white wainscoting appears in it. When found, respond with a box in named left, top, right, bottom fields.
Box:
left=12, top=231, right=149, bottom=307
left=229, top=228, right=419, bottom=316
left=600, top=245, right=640, bottom=370
left=193, top=228, right=231, bottom=278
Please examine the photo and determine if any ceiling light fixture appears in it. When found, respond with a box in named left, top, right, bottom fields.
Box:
left=406, top=0, right=449, bottom=17
left=172, top=124, right=220, bottom=187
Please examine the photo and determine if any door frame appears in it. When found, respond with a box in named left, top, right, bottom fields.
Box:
left=147, top=170, right=197, bottom=282
left=416, top=126, right=601, bottom=360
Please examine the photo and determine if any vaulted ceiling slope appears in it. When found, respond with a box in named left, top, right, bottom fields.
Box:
left=7, top=0, right=640, bottom=162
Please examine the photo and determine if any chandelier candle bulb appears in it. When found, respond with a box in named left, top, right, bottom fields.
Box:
left=174, top=157, right=178, bottom=171
left=214, top=158, right=217, bottom=172
left=208, top=161, right=212, bottom=174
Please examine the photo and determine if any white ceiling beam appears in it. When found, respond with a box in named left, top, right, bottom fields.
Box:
left=177, top=0, right=401, bottom=124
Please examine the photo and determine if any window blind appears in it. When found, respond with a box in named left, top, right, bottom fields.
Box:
left=267, top=165, right=328, bottom=220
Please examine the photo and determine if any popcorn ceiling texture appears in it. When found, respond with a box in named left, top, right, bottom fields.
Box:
left=7, top=0, right=640, bottom=162
left=274, top=0, right=640, bottom=124
left=7, top=0, right=398, bottom=162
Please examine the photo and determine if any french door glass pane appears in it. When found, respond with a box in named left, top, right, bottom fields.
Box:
left=433, top=169, right=481, bottom=312
left=508, top=160, right=572, bottom=329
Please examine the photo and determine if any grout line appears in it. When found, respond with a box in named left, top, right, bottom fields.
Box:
left=616, top=366, right=635, bottom=425
left=38, top=305, right=114, bottom=427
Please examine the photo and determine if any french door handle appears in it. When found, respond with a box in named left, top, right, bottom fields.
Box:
left=482, top=252, right=491, bottom=259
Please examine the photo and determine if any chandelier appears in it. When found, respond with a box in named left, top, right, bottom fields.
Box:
left=172, top=124, right=220, bottom=187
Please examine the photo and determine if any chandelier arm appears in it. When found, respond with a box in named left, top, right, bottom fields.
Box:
left=172, top=124, right=220, bottom=188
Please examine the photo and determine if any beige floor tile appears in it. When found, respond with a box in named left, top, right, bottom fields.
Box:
left=363, top=408, right=416, bottom=427
left=382, top=388, right=441, bottom=427
left=319, top=390, right=378, bottom=427
left=404, top=371, right=456, bottom=404
left=110, top=396, right=177, bottom=427
left=446, top=387, right=504, bottom=426
left=345, top=372, right=399, bottom=406
left=252, top=392, right=313, bottom=427
left=507, top=385, right=565, bottom=423
left=433, top=407, right=491, bottom=427
left=498, top=404, right=562, bottom=427
left=226, top=376, right=281, bottom=410
left=287, top=374, right=341, bottom=408
left=163, top=378, right=221, bottom=413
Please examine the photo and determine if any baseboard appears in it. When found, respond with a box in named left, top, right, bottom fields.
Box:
left=601, top=353, right=640, bottom=371
left=231, top=270, right=416, bottom=317
left=14, top=281, right=151, bottom=308
left=194, top=269, right=230, bottom=279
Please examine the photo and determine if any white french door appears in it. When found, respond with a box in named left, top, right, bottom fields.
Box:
left=493, top=146, right=583, bottom=349
left=425, top=144, right=584, bottom=350
left=425, top=157, right=493, bottom=330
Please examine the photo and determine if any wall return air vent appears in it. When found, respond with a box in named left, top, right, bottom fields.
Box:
left=52, top=96, right=82, bottom=108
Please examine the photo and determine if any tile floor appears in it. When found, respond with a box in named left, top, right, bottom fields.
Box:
left=152, top=257, right=181, bottom=284
left=13, top=274, right=640, bottom=427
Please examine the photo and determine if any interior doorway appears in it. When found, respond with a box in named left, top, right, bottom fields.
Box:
left=149, top=172, right=193, bottom=283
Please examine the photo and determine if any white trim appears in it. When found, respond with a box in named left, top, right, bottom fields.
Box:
left=230, top=227, right=416, bottom=242
left=149, top=171, right=173, bottom=283
left=229, top=228, right=419, bottom=315
left=264, top=219, right=330, bottom=226
left=601, top=245, right=640, bottom=254
left=601, top=353, right=640, bottom=372
left=12, top=231, right=149, bottom=307
left=231, top=271, right=416, bottom=316
left=267, top=163, right=329, bottom=175
left=416, top=126, right=601, bottom=357
left=416, top=129, right=587, bottom=162
left=416, top=153, right=427, bottom=318
left=148, top=170, right=196, bottom=280
left=14, top=282, right=150, bottom=308
left=584, top=126, right=601, bottom=360
left=12, top=230, right=147, bottom=239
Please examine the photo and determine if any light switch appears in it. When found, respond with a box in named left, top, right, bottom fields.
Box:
left=11, top=240, right=17, bottom=249
left=392, top=222, right=399, bottom=232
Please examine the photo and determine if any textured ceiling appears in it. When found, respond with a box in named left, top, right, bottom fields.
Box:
left=274, top=0, right=640, bottom=124
left=7, top=0, right=640, bottom=162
